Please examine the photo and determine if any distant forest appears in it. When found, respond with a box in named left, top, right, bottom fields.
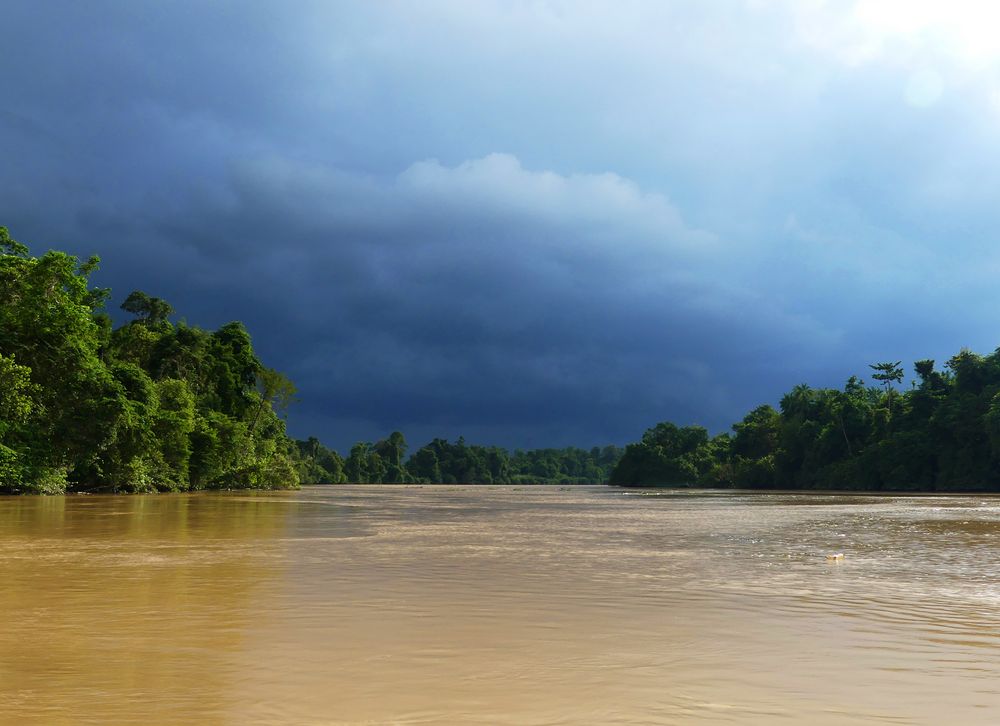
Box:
left=295, top=434, right=622, bottom=486
left=7, top=226, right=1000, bottom=494
left=299, top=343, right=1000, bottom=492
left=611, top=357, right=1000, bottom=491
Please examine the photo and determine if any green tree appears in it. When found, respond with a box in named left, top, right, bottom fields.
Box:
left=250, top=367, right=297, bottom=435
left=0, top=226, right=299, bottom=493
left=609, top=422, right=718, bottom=487
left=869, top=361, right=904, bottom=393
left=120, top=290, right=174, bottom=326
left=0, top=231, right=121, bottom=492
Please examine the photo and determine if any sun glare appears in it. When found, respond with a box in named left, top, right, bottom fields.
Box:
left=853, top=0, right=1000, bottom=68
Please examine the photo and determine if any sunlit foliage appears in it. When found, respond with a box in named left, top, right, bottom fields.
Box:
left=0, top=227, right=299, bottom=493
left=613, top=351, right=1000, bottom=491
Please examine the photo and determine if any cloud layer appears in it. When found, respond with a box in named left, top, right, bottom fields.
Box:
left=4, top=1, right=1000, bottom=449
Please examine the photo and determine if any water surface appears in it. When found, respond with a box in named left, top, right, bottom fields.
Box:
left=2, top=486, right=999, bottom=724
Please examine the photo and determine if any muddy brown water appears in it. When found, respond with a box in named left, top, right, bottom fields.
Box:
left=2, top=485, right=999, bottom=724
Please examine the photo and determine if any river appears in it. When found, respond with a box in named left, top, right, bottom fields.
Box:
left=1, top=486, right=999, bottom=724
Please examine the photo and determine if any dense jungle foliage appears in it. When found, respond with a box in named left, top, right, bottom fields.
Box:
left=610, top=356, right=1000, bottom=491
left=293, top=434, right=622, bottom=485
left=0, top=227, right=299, bottom=493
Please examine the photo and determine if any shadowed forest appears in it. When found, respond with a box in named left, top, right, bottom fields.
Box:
left=4, top=227, right=1000, bottom=493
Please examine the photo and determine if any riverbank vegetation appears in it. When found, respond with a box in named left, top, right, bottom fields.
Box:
left=1, top=228, right=619, bottom=493
left=11, top=225, right=999, bottom=493
left=293, top=434, right=621, bottom=485
left=610, top=356, right=1000, bottom=491
left=0, top=228, right=299, bottom=494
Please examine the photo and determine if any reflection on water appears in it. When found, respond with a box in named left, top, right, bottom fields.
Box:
left=2, top=487, right=1000, bottom=724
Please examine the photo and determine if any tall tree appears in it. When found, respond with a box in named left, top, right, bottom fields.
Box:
left=869, top=361, right=904, bottom=395
left=249, top=367, right=297, bottom=435
left=120, top=290, right=174, bottom=326
left=870, top=360, right=904, bottom=423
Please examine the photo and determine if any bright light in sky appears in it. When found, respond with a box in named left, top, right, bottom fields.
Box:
left=850, top=0, right=1000, bottom=67
left=791, top=0, right=1000, bottom=70
left=790, top=0, right=1000, bottom=113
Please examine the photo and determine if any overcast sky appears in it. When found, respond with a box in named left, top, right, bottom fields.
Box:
left=4, top=1, right=1000, bottom=451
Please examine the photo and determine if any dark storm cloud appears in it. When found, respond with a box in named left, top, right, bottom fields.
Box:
left=5, top=1, right=1000, bottom=449
left=170, top=154, right=843, bottom=446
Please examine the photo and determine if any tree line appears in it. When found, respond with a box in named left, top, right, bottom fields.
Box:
left=0, top=227, right=620, bottom=493
left=13, top=225, right=998, bottom=494
left=0, top=227, right=300, bottom=493
left=609, top=356, right=1000, bottom=491
left=293, top=434, right=621, bottom=485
